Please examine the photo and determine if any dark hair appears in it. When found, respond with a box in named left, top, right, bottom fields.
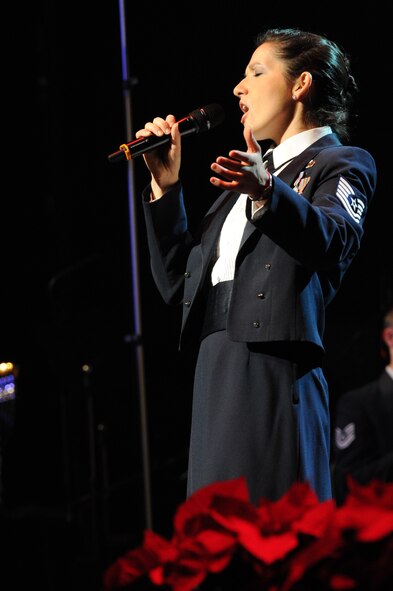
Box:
left=256, top=28, right=358, bottom=142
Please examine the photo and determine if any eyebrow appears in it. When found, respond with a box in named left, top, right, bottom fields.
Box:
left=244, top=61, right=265, bottom=76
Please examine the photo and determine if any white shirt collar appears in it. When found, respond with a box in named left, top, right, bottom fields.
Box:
left=269, top=126, right=332, bottom=170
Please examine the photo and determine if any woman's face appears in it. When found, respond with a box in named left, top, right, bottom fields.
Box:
left=233, top=42, right=296, bottom=144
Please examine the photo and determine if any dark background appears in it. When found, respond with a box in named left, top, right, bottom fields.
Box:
left=1, top=2, right=392, bottom=590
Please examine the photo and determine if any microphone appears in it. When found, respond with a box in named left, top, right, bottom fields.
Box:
left=108, top=103, right=225, bottom=163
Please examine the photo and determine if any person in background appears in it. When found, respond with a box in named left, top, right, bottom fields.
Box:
left=135, top=27, right=377, bottom=504
left=332, top=305, right=393, bottom=504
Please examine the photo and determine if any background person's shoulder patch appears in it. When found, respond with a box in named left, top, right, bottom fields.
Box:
left=335, top=422, right=356, bottom=449
left=336, top=176, right=365, bottom=223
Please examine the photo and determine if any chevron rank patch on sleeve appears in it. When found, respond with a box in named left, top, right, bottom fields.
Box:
left=335, top=422, right=356, bottom=449
left=336, top=176, right=365, bottom=223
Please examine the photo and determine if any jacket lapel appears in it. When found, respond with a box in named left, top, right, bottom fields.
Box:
left=198, top=190, right=239, bottom=271
left=239, top=133, right=342, bottom=250
left=278, top=133, right=341, bottom=187
left=200, top=133, right=342, bottom=267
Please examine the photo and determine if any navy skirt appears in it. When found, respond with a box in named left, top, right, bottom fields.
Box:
left=187, top=319, right=331, bottom=504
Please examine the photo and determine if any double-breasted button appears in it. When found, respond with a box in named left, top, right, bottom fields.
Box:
left=257, top=292, right=265, bottom=299
left=265, top=263, right=271, bottom=270
left=184, top=300, right=191, bottom=307
left=184, top=272, right=191, bottom=278
left=252, top=321, right=260, bottom=328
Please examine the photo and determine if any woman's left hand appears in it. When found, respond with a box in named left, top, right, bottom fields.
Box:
left=210, top=126, right=271, bottom=200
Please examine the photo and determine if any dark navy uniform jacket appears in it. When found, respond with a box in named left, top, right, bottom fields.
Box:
left=333, top=370, right=393, bottom=505
left=142, top=133, right=377, bottom=363
left=142, top=132, right=376, bottom=502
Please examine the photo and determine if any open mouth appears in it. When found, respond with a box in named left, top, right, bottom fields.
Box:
left=240, top=103, right=249, bottom=124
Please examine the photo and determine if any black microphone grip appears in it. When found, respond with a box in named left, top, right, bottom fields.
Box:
left=108, top=104, right=224, bottom=163
left=108, top=134, right=172, bottom=163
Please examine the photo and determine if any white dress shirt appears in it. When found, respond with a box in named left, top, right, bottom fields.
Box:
left=210, top=126, right=332, bottom=286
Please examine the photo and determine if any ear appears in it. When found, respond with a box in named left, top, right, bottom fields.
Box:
left=382, top=327, right=393, bottom=349
left=292, top=71, right=313, bottom=101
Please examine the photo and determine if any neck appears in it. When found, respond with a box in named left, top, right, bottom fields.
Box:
left=277, top=119, right=314, bottom=145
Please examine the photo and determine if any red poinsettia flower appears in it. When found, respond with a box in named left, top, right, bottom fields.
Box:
left=346, top=477, right=393, bottom=508
left=154, top=530, right=237, bottom=591
left=336, top=504, right=393, bottom=542
left=161, top=478, right=247, bottom=590
left=329, top=574, right=357, bottom=589
left=102, top=529, right=177, bottom=590
left=106, top=479, right=244, bottom=591
left=207, top=481, right=323, bottom=564
left=102, top=477, right=393, bottom=591
left=336, top=477, right=393, bottom=542
left=281, top=479, right=393, bottom=591
left=279, top=508, right=343, bottom=591
left=173, top=476, right=250, bottom=539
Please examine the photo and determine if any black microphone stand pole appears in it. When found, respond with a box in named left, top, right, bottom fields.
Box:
left=116, top=0, right=152, bottom=530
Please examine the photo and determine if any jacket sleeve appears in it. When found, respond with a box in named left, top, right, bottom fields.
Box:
left=142, top=182, right=193, bottom=305
left=248, top=146, right=377, bottom=271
